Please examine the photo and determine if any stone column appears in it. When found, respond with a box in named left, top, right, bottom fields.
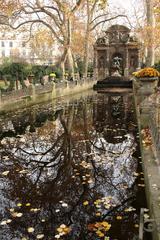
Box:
left=124, top=46, right=129, bottom=77
left=105, top=47, right=109, bottom=76
left=31, top=84, right=36, bottom=101
left=0, top=89, right=2, bottom=107
left=136, top=49, right=141, bottom=71
left=94, top=48, right=98, bottom=80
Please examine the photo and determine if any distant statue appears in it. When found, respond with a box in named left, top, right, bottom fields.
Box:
left=112, top=56, right=122, bottom=68
left=111, top=56, right=123, bottom=76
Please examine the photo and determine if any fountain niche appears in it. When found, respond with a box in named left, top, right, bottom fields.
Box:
left=93, top=25, right=141, bottom=90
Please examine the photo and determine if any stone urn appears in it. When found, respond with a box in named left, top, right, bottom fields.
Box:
left=28, top=74, right=34, bottom=84
left=135, top=76, right=159, bottom=94
left=133, top=67, right=160, bottom=95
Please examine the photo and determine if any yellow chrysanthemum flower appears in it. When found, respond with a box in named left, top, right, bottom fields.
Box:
left=132, top=67, right=160, bottom=78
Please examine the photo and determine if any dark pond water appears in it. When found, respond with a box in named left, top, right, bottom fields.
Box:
left=0, top=91, right=148, bottom=240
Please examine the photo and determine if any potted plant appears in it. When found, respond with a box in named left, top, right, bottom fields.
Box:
left=133, top=67, right=160, bottom=94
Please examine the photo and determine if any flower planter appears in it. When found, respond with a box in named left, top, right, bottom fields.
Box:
left=135, top=76, right=159, bottom=95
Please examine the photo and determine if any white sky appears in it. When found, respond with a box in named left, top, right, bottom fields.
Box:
left=106, top=0, right=145, bottom=30
left=109, top=0, right=133, bottom=11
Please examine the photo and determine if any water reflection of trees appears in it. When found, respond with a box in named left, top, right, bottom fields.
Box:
left=0, top=94, right=144, bottom=239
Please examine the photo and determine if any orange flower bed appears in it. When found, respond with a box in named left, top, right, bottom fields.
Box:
left=133, top=67, right=160, bottom=78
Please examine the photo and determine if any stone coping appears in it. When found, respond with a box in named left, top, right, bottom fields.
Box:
left=134, top=89, right=160, bottom=240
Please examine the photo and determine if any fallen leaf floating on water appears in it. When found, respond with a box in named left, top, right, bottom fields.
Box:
left=19, top=170, right=28, bottom=174
left=138, top=184, right=145, bottom=187
left=27, top=227, right=35, bottom=233
left=124, top=207, right=136, bottom=212
left=95, top=212, right=101, bottom=216
left=94, top=197, right=112, bottom=209
left=3, top=156, right=9, bottom=160
left=0, top=220, right=7, bottom=225
left=61, top=203, right=68, bottom=207
left=88, top=221, right=111, bottom=237
left=30, top=208, right=41, bottom=212
left=0, top=219, right=12, bottom=225
left=83, top=201, right=89, bottom=206
left=2, top=171, right=10, bottom=176
left=134, top=224, right=139, bottom=228
left=133, top=172, right=139, bottom=176
left=36, top=234, right=44, bottom=239
left=11, top=212, right=23, bottom=218
left=6, top=219, right=12, bottom=223
left=116, top=216, right=122, bottom=220
left=55, top=224, right=71, bottom=239
left=55, top=209, right=60, bottom=213
left=26, top=203, right=31, bottom=207
left=9, top=208, right=15, bottom=212
left=96, top=230, right=104, bottom=238
left=17, top=203, right=22, bottom=207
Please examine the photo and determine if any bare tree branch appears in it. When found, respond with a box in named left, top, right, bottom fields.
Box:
left=91, top=14, right=130, bottom=31
left=8, top=19, right=64, bottom=44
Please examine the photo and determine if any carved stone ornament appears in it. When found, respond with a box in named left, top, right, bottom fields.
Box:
left=96, top=37, right=108, bottom=45
left=108, top=31, right=129, bottom=43
left=120, top=32, right=130, bottom=43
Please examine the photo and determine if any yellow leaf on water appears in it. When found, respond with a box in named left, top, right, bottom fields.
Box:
left=16, top=213, right=23, bottom=217
left=116, top=216, right=122, bottom=220
left=17, top=203, right=22, bottom=207
left=2, top=171, right=9, bottom=176
left=9, top=208, right=15, bottom=212
left=27, top=227, right=35, bottom=233
left=83, top=201, right=89, bottom=206
left=26, top=203, right=31, bottom=206
left=96, top=230, right=104, bottom=237
left=134, top=224, right=139, bottom=228
left=57, top=227, right=63, bottom=233
left=0, top=220, right=7, bottom=225
left=96, top=212, right=101, bottom=216
left=6, top=219, right=12, bottom=223
left=30, top=208, right=40, bottom=212
left=60, top=224, right=66, bottom=228
left=11, top=212, right=22, bottom=217
left=36, top=234, right=44, bottom=239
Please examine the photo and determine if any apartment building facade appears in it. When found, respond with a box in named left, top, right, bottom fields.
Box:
left=0, top=31, right=59, bottom=65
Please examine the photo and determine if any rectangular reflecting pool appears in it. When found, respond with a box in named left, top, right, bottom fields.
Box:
left=0, top=91, right=150, bottom=240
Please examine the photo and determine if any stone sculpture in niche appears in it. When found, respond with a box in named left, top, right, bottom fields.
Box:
left=98, top=56, right=105, bottom=68
left=112, top=56, right=122, bottom=68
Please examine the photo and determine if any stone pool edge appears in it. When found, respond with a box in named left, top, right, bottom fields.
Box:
left=0, top=80, right=96, bottom=114
left=134, top=87, right=160, bottom=240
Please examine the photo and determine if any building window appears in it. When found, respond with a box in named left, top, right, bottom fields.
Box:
left=9, top=41, right=13, bottom=47
left=1, top=41, right=5, bottom=47
left=2, top=50, right=5, bottom=57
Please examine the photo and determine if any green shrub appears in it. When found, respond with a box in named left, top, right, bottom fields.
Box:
left=154, top=61, right=160, bottom=73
